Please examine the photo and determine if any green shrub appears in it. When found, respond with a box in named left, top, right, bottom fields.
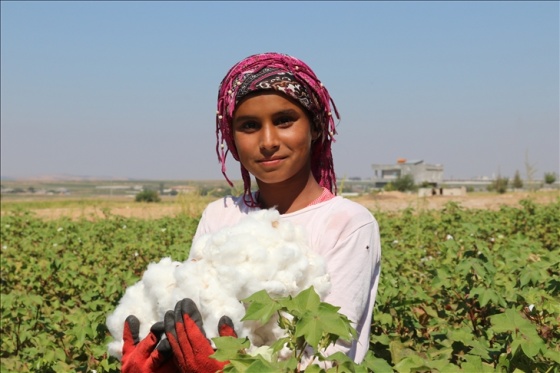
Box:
left=544, top=172, right=557, bottom=185
left=393, top=174, right=416, bottom=192
left=383, top=182, right=395, bottom=192
left=134, top=190, right=161, bottom=203
left=488, top=176, right=509, bottom=194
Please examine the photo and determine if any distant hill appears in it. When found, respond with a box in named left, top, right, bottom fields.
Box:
left=1, top=174, right=132, bottom=182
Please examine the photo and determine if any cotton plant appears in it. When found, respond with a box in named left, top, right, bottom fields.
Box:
left=106, top=209, right=331, bottom=360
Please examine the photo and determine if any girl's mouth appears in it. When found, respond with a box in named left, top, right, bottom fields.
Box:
left=258, top=157, right=285, bottom=167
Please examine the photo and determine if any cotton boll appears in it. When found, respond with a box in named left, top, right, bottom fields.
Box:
left=171, top=262, right=205, bottom=306
left=106, top=258, right=184, bottom=359
left=106, top=208, right=331, bottom=359
left=312, top=274, right=331, bottom=297
left=277, top=221, right=296, bottom=242
left=106, top=282, right=153, bottom=359
left=142, top=258, right=181, bottom=316
left=244, top=308, right=285, bottom=346
left=188, top=234, right=209, bottom=260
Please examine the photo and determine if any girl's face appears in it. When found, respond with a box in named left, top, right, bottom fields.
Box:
left=232, top=91, right=318, bottom=186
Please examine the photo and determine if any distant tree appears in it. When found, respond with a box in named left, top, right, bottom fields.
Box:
left=525, top=150, right=538, bottom=192
left=544, top=172, right=557, bottom=185
left=393, top=174, right=416, bottom=192
left=28, top=186, right=36, bottom=193
left=488, top=176, right=509, bottom=194
left=135, top=190, right=161, bottom=203
left=512, top=170, right=523, bottom=189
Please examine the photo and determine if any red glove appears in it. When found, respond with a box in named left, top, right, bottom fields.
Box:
left=164, top=298, right=237, bottom=373
left=121, top=315, right=177, bottom=373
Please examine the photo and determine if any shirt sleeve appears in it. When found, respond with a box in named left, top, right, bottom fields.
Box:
left=302, top=210, right=381, bottom=367
left=192, top=206, right=210, bottom=243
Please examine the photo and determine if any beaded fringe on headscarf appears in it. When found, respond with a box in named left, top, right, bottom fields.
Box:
left=215, top=52, right=340, bottom=207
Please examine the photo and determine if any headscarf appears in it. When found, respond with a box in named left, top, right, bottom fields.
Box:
left=215, top=52, right=340, bottom=206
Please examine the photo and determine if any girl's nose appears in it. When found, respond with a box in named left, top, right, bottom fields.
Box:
left=259, top=124, right=280, bottom=151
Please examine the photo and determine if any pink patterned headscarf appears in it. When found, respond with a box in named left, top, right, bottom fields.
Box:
left=215, top=52, right=340, bottom=206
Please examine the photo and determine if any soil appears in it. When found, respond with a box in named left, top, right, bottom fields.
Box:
left=9, top=190, right=559, bottom=220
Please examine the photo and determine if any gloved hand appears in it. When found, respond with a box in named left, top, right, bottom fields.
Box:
left=164, top=298, right=237, bottom=373
left=121, top=315, right=177, bottom=373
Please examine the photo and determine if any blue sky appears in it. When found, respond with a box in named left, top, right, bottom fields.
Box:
left=1, top=1, right=558, bottom=181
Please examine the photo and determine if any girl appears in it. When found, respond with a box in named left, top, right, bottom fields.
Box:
left=121, top=52, right=381, bottom=372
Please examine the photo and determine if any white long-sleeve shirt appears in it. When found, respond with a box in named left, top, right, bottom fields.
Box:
left=192, top=194, right=382, bottom=363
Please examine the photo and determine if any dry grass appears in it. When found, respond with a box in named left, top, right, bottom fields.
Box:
left=353, top=189, right=559, bottom=213
left=0, top=193, right=216, bottom=220
left=2, top=190, right=558, bottom=221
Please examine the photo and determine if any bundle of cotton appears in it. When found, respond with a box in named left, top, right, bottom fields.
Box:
left=106, top=208, right=331, bottom=359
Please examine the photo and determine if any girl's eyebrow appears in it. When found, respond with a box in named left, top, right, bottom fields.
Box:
left=274, top=109, right=299, bottom=116
left=233, top=114, right=257, bottom=123
left=234, top=109, right=299, bottom=123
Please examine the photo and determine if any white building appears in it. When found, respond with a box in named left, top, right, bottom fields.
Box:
left=371, top=159, right=444, bottom=188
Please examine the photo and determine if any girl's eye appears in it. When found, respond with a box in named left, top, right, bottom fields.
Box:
left=237, top=121, right=259, bottom=131
left=276, top=116, right=295, bottom=126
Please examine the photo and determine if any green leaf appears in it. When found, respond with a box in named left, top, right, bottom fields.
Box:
left=490, top=308, right=540, bottom=337
left=361, top=351, right=394, bottom=373
left=304, top=364, right=324, bottom=373
left=276, top=356, right=298, bottom=372
left=461, top=355, right=494, bottom=373
left=319, top=303, right=355, bottom=340
left=426, top=359, right=462, bottom=373
left=242, top=289, right=275, bottom=304
left=544, top=347, right=560, bottom=364
left=470, top=286, right=500, bottom=307
left=294, top=311, right=324, bottom=348
left=393, top=355, right=428, bottom=373
left=519, top=267, right=544, bottom=288
left=270, top=336, right=291, bottom=355
left=323, top=351, right=354, bottom=365
left=241, top=290, right=282, bottom=324
left=490, top=308, right=545, bottom=357
left=370, top=333, right=390, bottom=346
left=211, top=336, right=251, bottom=361
left=288, top=285, right=321, bottom=316
left=518, top=336, right=545, bottom=358
left=224, top=359, right=255, bottom=372
left=375, top=312, right=394, bottom=327
left=295, top=302, right=354, bottom=348
left=244, top=359, right=279, bottom=373
left=325, top=360, right=358, bottom=373
left=447, top=327, right=490, bottom=360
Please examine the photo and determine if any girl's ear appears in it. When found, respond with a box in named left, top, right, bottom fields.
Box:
left=311, top=126, right=321, bottom=142
left=308, top=112, right=322, bottom=143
